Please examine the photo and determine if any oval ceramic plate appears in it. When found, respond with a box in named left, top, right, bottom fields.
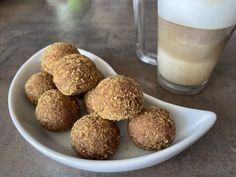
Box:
left=8, top=48, right=216, bottom=172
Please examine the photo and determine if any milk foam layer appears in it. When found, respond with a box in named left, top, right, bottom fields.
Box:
left=158, top=0, right=236, bottom=29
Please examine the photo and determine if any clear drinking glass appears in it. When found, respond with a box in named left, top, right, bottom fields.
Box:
left=133, top=0, right=236, bottom=95
left=133, top=0, right=157, bottom=65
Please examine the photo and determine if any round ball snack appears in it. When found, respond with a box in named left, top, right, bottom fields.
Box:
left=82, top=69, right=104, bottom=113
left=41, top=42, right=79, bottom=75
left=25, top=71, right=56, bottom=105
left=53, top=54, right=101, bottom=96
left=128, top=106, right=175, bottom=151
left=83, top=88, right=95, bottom=113
left=92, top=75, right=144, bottom=121
left=71, top=113, right=120, bottom=160
left=36, top=89, right=80, bottom=131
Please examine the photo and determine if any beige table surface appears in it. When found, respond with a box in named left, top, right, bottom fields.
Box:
left=0, top=0, right=236, bottom=176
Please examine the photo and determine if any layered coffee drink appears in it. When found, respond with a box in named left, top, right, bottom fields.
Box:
left=158, top=17, right=234, bottom=86
left=157, top=0, right=236, bottom=94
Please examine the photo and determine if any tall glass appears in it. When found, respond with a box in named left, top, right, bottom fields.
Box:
left=133, top=0, right=236, bottom=95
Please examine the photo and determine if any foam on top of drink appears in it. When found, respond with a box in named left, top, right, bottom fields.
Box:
left=158, top=0, right=236, bottom=29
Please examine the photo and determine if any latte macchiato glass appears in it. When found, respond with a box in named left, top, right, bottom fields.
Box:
left=133, top=0, right=236, bottom=94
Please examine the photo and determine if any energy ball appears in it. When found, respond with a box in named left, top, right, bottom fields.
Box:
left=128, top=106, right=175, bottom=151
left=71, top=113, right=120, bottom=160
left=92, top=75, right=144, bottom=121
left=53, top=54, right=101, bottom=96
left=36, top=89, right=80, bottom=131
left=82, top=71, right=104, bottom=113
left=83, top=88, right=95, bottom=113
left=25, top=71, right=56, bottom=105
left=41, top=42, right=79, bottom=75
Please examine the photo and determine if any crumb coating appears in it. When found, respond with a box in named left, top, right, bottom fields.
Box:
left=71, top=113, right=120, bottom=160
left=36, top=89, right=80, bottom=131
left=25, top=71, right=56, bottom=105
left=53, top=54, right=101, bottom=96
left=41, top=42, right=79, bottom=74
left=92, top=75, right=144, bottom=120
left=128, top=106, right=175, bottom=151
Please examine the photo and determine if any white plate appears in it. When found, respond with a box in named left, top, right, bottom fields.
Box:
left=8, top=48, right=216, bottom=172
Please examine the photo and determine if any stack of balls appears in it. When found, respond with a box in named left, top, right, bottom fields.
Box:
left=25, top=42, right=176, bottom=160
